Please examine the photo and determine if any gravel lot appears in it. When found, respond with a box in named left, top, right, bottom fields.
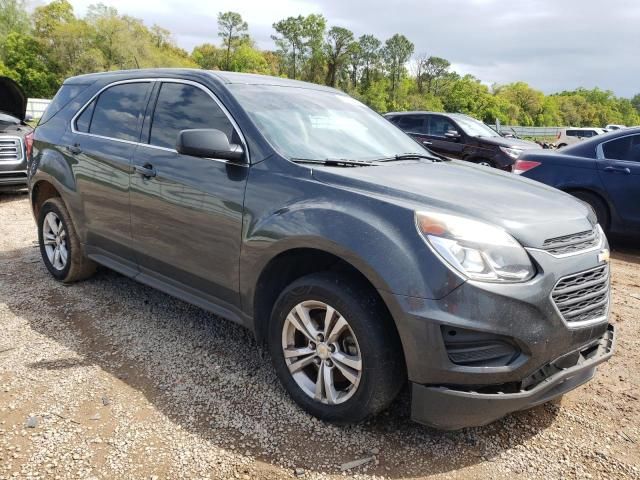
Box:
left=0, top=191, right=639, bottom=480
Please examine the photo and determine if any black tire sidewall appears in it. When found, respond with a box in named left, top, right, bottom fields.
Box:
left=38, top=200, right=72, bottom=281
left=268, top=274, right=400, bottom=423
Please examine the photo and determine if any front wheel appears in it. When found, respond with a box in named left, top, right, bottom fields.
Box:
left=268, top=272, right=405, bottom=423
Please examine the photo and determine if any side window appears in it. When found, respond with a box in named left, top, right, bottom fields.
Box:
left=396, top=115, right=425, bottom=133
left=75, top=99, right=96, bottom=133
left=601, top=135, right=640, bottom=162
left=89, top=82, right=150, bottom=142
left=149, top=82, right=235, bottom=149
left=429, top=116, right=457, bottom=137
left=566, top=130, right=577, bottom=137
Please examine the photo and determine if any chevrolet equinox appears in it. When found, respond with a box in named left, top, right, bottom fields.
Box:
left=29, top=70, right=615, bottom=430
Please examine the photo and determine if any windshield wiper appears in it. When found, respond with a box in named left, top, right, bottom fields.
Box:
left=290, top=157, right=378, bottom=167
left=378, top=152, right=444, bottom=162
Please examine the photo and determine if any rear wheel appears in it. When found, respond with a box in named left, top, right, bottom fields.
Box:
left=38, top=198, right=96, bottom=282
left=268, top=272, right=405, bottom=423
left=571, top=191, right=610, bottom=232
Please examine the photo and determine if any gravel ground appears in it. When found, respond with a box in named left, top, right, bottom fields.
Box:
left=0, top=191, right=639, bottom=480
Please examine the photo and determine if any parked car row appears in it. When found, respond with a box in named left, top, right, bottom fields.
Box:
left=26, top=69, right=615, bottom=431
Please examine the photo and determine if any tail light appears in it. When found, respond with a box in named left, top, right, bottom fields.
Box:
left=24, top=131, right=34, bottom=160
left=513, top=159, right=541, bottom=175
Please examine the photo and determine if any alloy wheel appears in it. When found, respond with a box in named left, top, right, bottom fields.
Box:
left=281, top=300, right=362, bottom=405
left=42, top=212, right=68, bottom=271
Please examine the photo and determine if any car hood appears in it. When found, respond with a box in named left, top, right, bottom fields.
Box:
left=312, top=160, right=593, bottom=248
left=479, top=136, right=541, bottom=150
left=0, top=76, right=27, bottom=122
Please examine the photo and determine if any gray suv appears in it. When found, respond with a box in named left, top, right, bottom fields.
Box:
left=29, top=69, right=615, bottom=430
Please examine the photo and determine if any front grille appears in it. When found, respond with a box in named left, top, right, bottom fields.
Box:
left=542, top=228, right=600, bottom=256
left=552, top=265, right=609, bottom=324
left=0, top=137, right=23, bottom=163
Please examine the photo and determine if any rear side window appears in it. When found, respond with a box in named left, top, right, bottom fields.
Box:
left=39, top=83, right=92, bottom=125
left=601, top=135, right=640, bottom=162
left=149, top=82, right=234, bottom=149
left=89, top=82, right=150, bottom=142
left=396, top=115, right=425, bottom=133
left=566, top=130, right=578, bottom=137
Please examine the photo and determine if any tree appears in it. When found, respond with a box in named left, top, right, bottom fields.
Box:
left=272, top=14, right=326, bottom=81
left=2, top=31, right=58, bottom=97
left=33, top=0, right=74, bottom=39
left=422, top=56, right=450, bottom=95
left=191, top=43, right=222, bottom=70
left=382, top=34, right=413, bottom=107
left=632, top=93, right=640, bottom=116
left=217, top=11, right=248, bottom=71
left=358, top=34, right=381, bottom=88
left=0, top=0, right=29, bottom=43
left=272, top=15, right=306, bottom=79
left=324, top=26, right=354, bottom=87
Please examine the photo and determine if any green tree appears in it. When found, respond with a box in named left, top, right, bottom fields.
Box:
left=381, top=34, right=414, bottom=108
left=358, top=34, right=381, bottom=88
left=217, top=11, right=248, bottom=71
left=33, top=0, right=74, bottom=39
left=422, top=56, right=450, bottom=95
left=0, top=0, right=29, bottom=43
left=2, top=32, right=58, bottom=97
left=191, top=43, right=222, bottom=70
left=324, top=26, right=354, bottom=87
left=272, top=14, right=326, bottom=80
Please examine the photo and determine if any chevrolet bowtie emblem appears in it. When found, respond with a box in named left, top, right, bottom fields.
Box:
left=598, top=249, right=610, bottom=263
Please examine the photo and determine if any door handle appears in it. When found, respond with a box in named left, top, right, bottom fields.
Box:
left=604, top=166, right=631, bottom=174
left=66, top=144, right=82, bottom=155
left=422, top=140, right=433, bottom=146
left=134, top=164, right=157, bottom=178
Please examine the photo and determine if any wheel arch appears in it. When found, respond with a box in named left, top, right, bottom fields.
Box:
left=562, top=187, right=612, bottom=230
left=251, top=247, right=397, bottom=348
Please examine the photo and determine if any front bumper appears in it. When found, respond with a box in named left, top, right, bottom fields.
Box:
left=411, top=324, right=614, bottom=430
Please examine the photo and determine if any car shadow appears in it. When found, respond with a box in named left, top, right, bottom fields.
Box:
left=610, top=237, right=640, bottom=265
left=0, top=244, right=561, bottom=478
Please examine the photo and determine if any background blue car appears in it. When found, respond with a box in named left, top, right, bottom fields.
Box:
left=515, top=128, right=640, bottom=238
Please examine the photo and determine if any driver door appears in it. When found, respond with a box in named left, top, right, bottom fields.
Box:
left=129, top=80, right=249, bottom=309
left=424, top=115, right=464, bottom=159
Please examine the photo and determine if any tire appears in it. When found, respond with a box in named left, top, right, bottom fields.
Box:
left=38, top=197, right=96, bottom=282
left=268, top=272, right=405, bottom=424
left=557, top=143, right=567, bottom=149
left=474, top=159, right=495, bottom=168
left=571, top=191, right=610, bottom=232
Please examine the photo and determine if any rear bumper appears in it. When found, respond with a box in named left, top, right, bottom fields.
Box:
left=411, top=323, right=615, bottom=430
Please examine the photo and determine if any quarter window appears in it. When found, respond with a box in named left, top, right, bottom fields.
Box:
left=149, top=82, right=235, bottom=149
left=601, top=135, right=640, bottom=162
left=88, top=82, right=150, bottom=142
left=75, top=99, right=95, bottom=133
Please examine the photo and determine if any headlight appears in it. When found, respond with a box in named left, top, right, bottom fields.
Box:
left=499, top=146, right=523, bottom=159
left=415, top=211, right=535, bottom=283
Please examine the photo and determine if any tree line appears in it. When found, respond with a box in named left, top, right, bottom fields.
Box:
left=2, top=0, right=639, bottom=127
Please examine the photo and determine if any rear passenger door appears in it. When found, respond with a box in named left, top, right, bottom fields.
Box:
left=596, top=133, right=640, bottom=231
left=72, top=81, right=152, bottom=273
left=129, top=80, right=248, bottom=309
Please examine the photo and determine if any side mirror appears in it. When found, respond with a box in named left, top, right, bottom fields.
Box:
left=444, top=130, right=461, bottom=140
left=176, top=129, right=245, bottom=162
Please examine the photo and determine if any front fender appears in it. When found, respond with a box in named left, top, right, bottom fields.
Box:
left=239, top=164, right=464, bottom=316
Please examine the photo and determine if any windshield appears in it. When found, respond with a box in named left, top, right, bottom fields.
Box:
left=229, top=84, right=425, bottom=161
left=452, top=115, right=501, bottom=138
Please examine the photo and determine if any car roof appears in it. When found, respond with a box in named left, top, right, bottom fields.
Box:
left=562, top=126, right=640, bottom=155
left=63, top=68, right=342, bottom=93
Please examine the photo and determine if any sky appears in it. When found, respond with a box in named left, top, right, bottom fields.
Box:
left=58, top=0, right=640, bottom=97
